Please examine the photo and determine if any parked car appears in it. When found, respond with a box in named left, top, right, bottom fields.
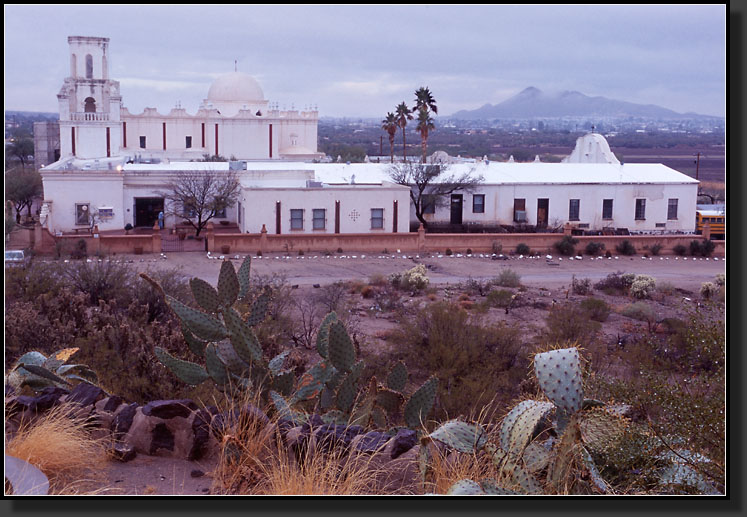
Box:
left=5, top=249, right=29, bottom=267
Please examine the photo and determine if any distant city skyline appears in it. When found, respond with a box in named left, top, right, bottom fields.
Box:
left=4, top=4, right=726, bottom=119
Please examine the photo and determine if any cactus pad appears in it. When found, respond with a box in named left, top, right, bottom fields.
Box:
left=335, top=372, right=359, bottom=413
left=245, top=291, right=270, bottom=327
left=404, top=376, right=438, bottom=429
left=214, top=340, right=250, bottom=375
left=292, top=371, right=326, bottom=403
left=376, top=388, right=405, bottom=415
left=328, top=320, right=356, bottom=372
left=268, top=351, right=290, bottom=375
left=222, top=307, right=263, bottom=363
left=579, top=407, right=628, bottom=453
left=181, top=325, right=207, bottom=357
left=204, top=343, right=229, bottom=385
left=167, top=296, right=228, bottom=341
left=447, top=479, right=485, bottom=495
left=271, top=369, right=295, bottom=396
left=236, top=255, right=252, bottom=299
left=534, top=347, right=583, bottom=420
left=499, top=400, right=553, bottom=454
left=522, top=442, right=551, bottom=473
left=217, top=260, right=240, bottom=307
left=315, top=312, right=338, bottom=358
left=190, top=277, right=221, bottom=313
left=42, top=348, right=79, bottom=372
left=429, top=420, right=487, bottom=453
left=154, top=347, right=209, bottom=386
left=480, top=479, right=518, bottom=495
left=387, top=361, right=408, bottom=392
left=16, top=363, right=71, bottom=387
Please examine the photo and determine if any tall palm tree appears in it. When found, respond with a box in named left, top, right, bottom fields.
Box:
left=415, top=107, right=435, bottom=163
left=395, top=102, right=413, bottom=163
left=381, top=112, right=398, bottom=164
left=413, top=86, right=438, bottom=116
left=413, top=87, right=437, bottom=163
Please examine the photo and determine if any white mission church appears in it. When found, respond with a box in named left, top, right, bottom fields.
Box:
left=37, top=36, right=699, bottom=236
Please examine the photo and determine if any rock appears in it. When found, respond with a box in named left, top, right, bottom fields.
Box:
left=389, top=428, right=417, bottom=460
left=109, top=443, right=137, bottom=462
left=189, top=408, right=212, bottom=461
left=99, top=395, right=123, bottom=413
left=313, top=424, right=365, bottom=453
left=190, top=470, right=204, bottom=478
left=350, top=431, right=390, bottom=454
left=142, top=399, right=198, bottom=419
left=111, top=403, right=139, bottom=439
left=65, top=383, right=106, bottom=406
left=33, top=387, right=70, bottom=412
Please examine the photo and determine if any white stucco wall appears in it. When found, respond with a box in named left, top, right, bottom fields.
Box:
left=41, top=172, right=125, bottom=233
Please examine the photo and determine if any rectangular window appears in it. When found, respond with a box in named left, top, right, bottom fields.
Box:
left=422, top=195, right=436, bottom=214
left=185, top=136, right=192, bottom=149
left=371, top=208, right=384, bottom=229
left=473, top=194, right=485, bottom=213
left=602, top=199, right=613, bottom=220
left=98, top=207, right=114, bottom=219
left=635, top=199, right=646, bottom=220
left=237, top=202, right=242, bottom=224
left=139, top=136, right=146, bottom=149
left=667, top=198, right=678, bottom=220
left=513, top=198, right=526, bottom=222
left=569, top=199, right=580, bottom=221
left=312, top=209, right=326, bottom=230
left=75, top=203, right=90, bottom=225
left=290, top=209, right=304, bottom=230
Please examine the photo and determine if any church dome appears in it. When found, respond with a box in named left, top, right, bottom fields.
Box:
left=207, top=72, right=264, bottom=103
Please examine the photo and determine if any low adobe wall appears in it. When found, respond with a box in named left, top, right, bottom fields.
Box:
left=51, top=234, right=158, bottom=255
left=208, top=227, right=724, bottom=257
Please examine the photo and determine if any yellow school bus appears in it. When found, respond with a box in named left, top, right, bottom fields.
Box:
left=695, top=207, right=725, bottom=238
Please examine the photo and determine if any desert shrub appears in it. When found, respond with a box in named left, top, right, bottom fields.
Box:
left=715, top=273, right=725, bottom=287
left=389, top=301, right=528, bottom=419
left=5, top=262, right=67, bottom=304
left=585, top=241, right=605, bottom=256
left=486, top=289, right=514, bottom=308
left=621, top=301, right=656, bottom=323
left=367, top=273, right=389, bottom=287
left=493, top=268, right=521, bottom=288
left=656, top=281, right=676, bottom=296
left=445, top=248, right=453, bottom=256
left=69, top=239, right=88, bottom=260
left=466, top=248, right=473, bottom=255
left=673, top=244, right=687, bottom=256
left=61, top=260, right=134, bottom=306
left=491, top=242, right=503, bottom=255
left=630, top=274, right=656, bottom=299
left=389, top=264, right=429, bottom=291
left=615, top=239, right=636, bottom=256
left=543, top=303, right=601, bottom=345
left=571, top=275, right=592, bottom=295
left=360, top=285, right=374, bottom=298
left=515, top=243, right=531, bottom=255
left=690, top=239, right=716, bottom=257
left=700, top=282, right=719, bottom=299
left=594, top=271, right=635, bottom=294
left=313, top=280, right=350, bottom=313
left=371, top=283, right=404, bottom=312
left=580, top=297, right=611, bottom=322
left=554, top=235, right=578, bottom=256
left=458, top=277, right=492, bottom=297
left=649, top=243, right=664, bottom=256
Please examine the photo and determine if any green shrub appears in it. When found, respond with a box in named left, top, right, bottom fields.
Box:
left=700, top=282, right=719, bottom=299
left=621, top=301, right=656, bottom=323
left=715, top=273, right=725, bottom=286
left=630, top=274, right=656, bottom=299
left=579, top=297, right=611, bottom=322
left=445, top=248, right=453, bottom=256
left=493, top=268, right=521, bottom=288
left=389, top=301, right=527, bottom=419
left=515, top=243, right=531, bottom=255
left=649, top=243, right=664, bottom=256
left=689, top=239, right=716, bottom=257
left=554, top=235, right=579, bottom=256
left=389, top=264, right=429, bottom=291
left=616, top=239, right=636, bottom=256
left=543, top=303, right=601, bottom=345
left=585, top=241, right=605, bottom=256
left=571, top=275, right=592, bottom=295
left=491, top=242, right=503, bottom=255
left=673, top=244, right=687, bottom=256
left=70, top=239, right=88, bottom=260
left=595, top=271, right=635, bottom=293
left=486, top=289, right=514, bottom=308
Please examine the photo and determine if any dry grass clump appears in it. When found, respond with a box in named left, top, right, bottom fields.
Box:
left=5, top=403, right=110, bottom=494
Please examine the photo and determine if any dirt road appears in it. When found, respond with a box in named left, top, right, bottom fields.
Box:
left=121, top=251, right=725, bottom=292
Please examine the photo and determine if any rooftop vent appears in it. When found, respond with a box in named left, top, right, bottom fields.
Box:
left=306, top=180, right=323, bottom=188
left=229, top=160, right=247, bottom=170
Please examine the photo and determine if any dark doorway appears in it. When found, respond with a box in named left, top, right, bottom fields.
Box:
left=450, top=194, right=463, bottom=224
left=134, top=197, right=164, bottom=227
left=537, top=198, right=549, bottom=228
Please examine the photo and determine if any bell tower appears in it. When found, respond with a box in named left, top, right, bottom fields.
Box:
left=58, top=36, right=122, bottom=159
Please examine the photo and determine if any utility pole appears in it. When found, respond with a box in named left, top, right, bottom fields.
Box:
left=380, top=134, right=383, bottom=156
left=694, top=152, right=701, bottom=181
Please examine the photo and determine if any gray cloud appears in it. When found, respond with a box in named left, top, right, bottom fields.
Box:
left=4, top=4, right=726, bottom=118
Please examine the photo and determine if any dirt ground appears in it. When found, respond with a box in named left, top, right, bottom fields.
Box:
left=117, top=250, right=725, bottom=292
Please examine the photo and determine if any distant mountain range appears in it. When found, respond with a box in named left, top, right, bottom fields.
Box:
left=449, top=87, right=721, bottom=120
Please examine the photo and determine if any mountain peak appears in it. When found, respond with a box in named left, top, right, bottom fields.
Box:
left=519, top=86, right=542, bottom=96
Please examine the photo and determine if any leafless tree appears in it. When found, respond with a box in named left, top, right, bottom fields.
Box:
left=158, top=169, right=240, bottom=237
left=388, top=162, right=483, bottom=228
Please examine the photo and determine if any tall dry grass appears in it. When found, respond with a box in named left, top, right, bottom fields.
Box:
left=5, top=403, right=111, bottom=495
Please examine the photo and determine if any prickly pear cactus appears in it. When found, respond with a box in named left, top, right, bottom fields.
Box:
left=387, top=361, right=408, bottom=392
left=428, top=420, right=487, bottom=453
left=154, top=347, right=210, bottom=386
left=404, top=376, right=438, bottom=429
left=499, top=400, right=554, bottom=456
left=534, top=347, right=583, bottom=431
left=327, top=320, right=356, bottom=372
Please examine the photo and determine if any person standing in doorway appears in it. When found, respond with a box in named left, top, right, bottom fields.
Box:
left=158, top=210, right=164, bottom=230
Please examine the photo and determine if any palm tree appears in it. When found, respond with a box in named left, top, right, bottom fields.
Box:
left=395, top=102, right=413, bottom=163
left=413, top=86, right=438, bottom=116
left=413, top=87, right=438, bottom=163
left=381, top=112, right=398, bottom=164
left=415, top=107, right=435, bottom=163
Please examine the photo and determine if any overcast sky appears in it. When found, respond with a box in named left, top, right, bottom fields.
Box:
left=4, top=4, right=726, bottom=119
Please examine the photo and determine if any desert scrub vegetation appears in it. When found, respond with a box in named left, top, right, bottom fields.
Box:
left=389, top=264, right=429, bottom=291
left=579, top=298, right=611, bottom=322
left=553, top=235, right=579, bottom=256
left=615, top=239, right=637, bottom=256
left=5, top=403, right=110, bottom=494
left=594, top=271, right=635, bottom=295
left=630, top=274, right=656, bottom=299
left=388, top=301, right=528, bottom=419
left=493, top=268, right=521, bottom=288
left=541, top=303, right=601, bottom=346
left=584, top=241, right=605, bottom=256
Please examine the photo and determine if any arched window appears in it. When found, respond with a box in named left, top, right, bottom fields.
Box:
left=71, top=54, right=77, bottom=77
left=84, top=97, right=96, bottom=113
left=85, top=54, right=93, bottom=79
